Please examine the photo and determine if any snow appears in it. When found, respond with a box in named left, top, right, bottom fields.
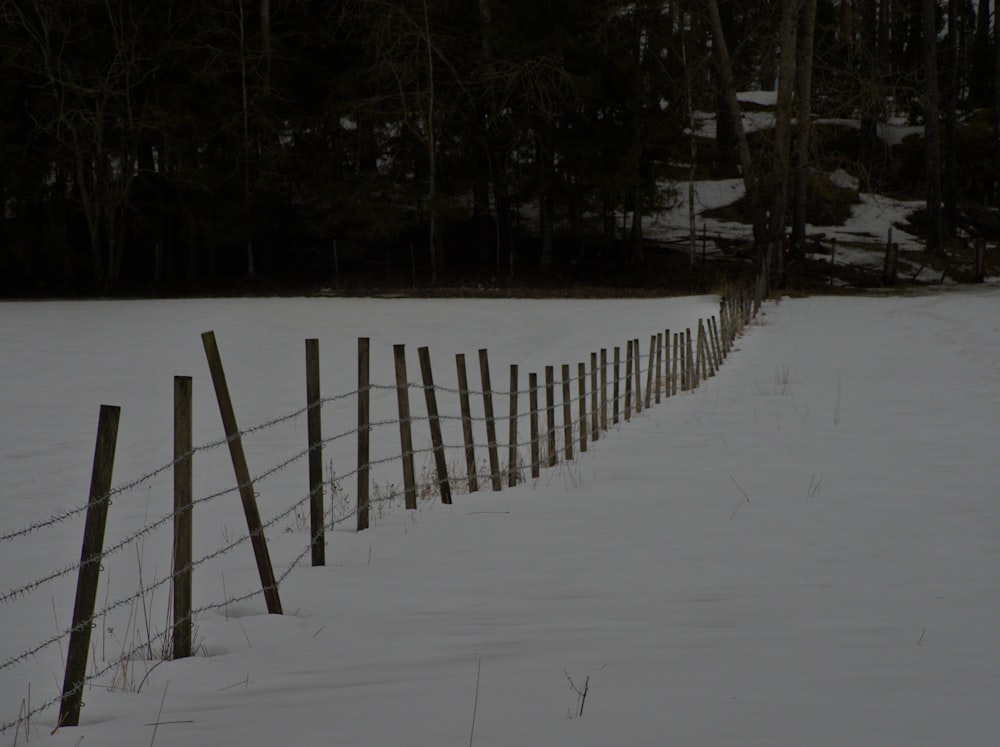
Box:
left=3, top=287, right=1000, bottom=745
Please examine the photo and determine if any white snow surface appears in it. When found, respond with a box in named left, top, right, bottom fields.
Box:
left=2, top=289, right=1000, bottom=746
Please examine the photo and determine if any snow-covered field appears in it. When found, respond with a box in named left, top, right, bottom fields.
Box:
left=2, top=287, right=1000, bottom=745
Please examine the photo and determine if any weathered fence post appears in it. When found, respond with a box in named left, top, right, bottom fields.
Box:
left=201, top=331, right=282, bottom=613
left=455, top=354, right=479, bottom=493
left=633, top=338, right=643, bottom=414
left=600, top=348, right=608, bottom=431
left=590, top=352, right=599, bottom=442
left=479, top=349, right=503, bottom=491
left=578, top=362, right=588, bottom=453
left=357, top=337, right=371, bottom=530
left=173, top=378, right=193, bottom=658
left=393, top=344, right=418, bottom=510
left=305, top=340, right=325, bottom=563
left=59, top=404, right=121, bottom=727
left=562, top=364, right=574, bottom=461
left=655, top=333, right=663, bottom=404
left=644, top=335, right=656, bottom=409
left=529, top=372, right=540, bottom=479
left=418, top=346, right=452, bottom=504
left=624, top=340, right=633, bottom=422
left=545, top=365, right=557, bottom=466
left=508, top=364, right=519, bottom=487
left=673, top=332, right=681, bottom=395
left=613, top=346, right=622, bottom=425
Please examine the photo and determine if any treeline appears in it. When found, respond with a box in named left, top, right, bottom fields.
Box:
left=0, top=0, right=997, bottom=294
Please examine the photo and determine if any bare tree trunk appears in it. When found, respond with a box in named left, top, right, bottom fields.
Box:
left=768, top=0, right=799, bottom=284
left=260, top=0, right=272, bottom=94
left=422, top=0, right=439, bottom=284
left=706, top=0, right=766, bottom=241
left=995, top=0, right=1000, bottom=204
left=943, top=0, right=958, bottom=238
left=923, top=0, right=943, bottom=255
left=239, top=0, right=255, bottom=277
left=792, top=0, right=818, bottom=257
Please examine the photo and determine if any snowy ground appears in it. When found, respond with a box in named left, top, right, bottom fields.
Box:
left=2, top=287, right=999, bottom=746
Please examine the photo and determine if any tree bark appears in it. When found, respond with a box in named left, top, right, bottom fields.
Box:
left=791, top=0, right=818, bottom=257
left=923, top=0, right=943, bottom=255
left=706, top=0, right=766, bottom=241
left=942, top=0, right=958, bottom=239
left=768, top=0, right=799, bottom=283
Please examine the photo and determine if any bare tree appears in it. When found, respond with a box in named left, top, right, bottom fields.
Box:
left=705, top=0, right=766, bottom=242
left=791, top=0, right=818, bottom=257
left=768, top=0, right=800, bottom=283
left=1, top=0, right=157, bottom=287
left=923, top=0, right=943, bottom=255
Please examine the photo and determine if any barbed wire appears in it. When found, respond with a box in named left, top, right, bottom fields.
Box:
left=0, top=292, right=762, bottom=736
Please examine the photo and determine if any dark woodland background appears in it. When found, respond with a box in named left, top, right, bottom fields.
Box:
left=1, top=0, right=998, bottom=296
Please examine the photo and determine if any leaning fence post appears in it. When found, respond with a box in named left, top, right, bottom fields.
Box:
left=305, top=340, right=325, bottom=564
left=357, top=337, right=371, bottom=531
left=393, top=344, right=418, bottom=510
left=418, top=346, right=452, bottom=504
left=59, top=404, right=120, bottom=727
left=508, top=364, right=519, bottom=487
left=455, top=354, right=479, bottom=493
left=545, top=365, right=557, bottom=466
left=529, top=372, right=540, bottom=479
left=479, top=349, right=503, bottom=491
left=201, top=331, right=282, bottom=614
left=562, top=364, right=574, bottom=461
left=173, top=378, right=194, bottom=659
left=578, top=362, right=588, bottom=453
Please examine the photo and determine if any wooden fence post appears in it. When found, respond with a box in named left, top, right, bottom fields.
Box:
left=644, top=335, right=656, bottom=409
left=590, top=353, right=599, bottom=442
left=479, top=349, right=503, bottom=491
left=59, top=404, right=121, bottom=727
left=633, top=338, right=643, bottom=414
left=624, top=340, right=633, bottom=422
left=305, top=340, right=325, bottom=564
left=562, top=364, right=574, bottom=461
left=545, top=365, right=557, bottom=466
left=393, top=344, right=418, bottom=510
left=655, top=333, right=663, bottom=404
left=508, top=364, right=519, bottom=487
left=418, top=347, right=452, bottom=504
left=613, top=346, right=621, bottom=425
left=670, top=332, right=687, bottom=395
left=529, top=372, right=540, bottom=479
left=357, top=337, right=370, bottom=531
left=173, top=378, right=193, bottom=658
left=201, top=331, right=282, bottom=613
left=455, top=354, right=479, bottom=493
left=600, top=348, right=608, bottom=431
left=578, top=362, right=588, bottom=453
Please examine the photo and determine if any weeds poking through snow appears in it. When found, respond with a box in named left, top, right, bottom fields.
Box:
left=564, top=671, right=590, bottom=718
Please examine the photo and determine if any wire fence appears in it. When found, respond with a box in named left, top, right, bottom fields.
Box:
left=0, top=277, right=765, bottom=736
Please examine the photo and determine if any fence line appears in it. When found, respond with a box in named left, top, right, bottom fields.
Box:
left=0, top=276, right=764, bottom=734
